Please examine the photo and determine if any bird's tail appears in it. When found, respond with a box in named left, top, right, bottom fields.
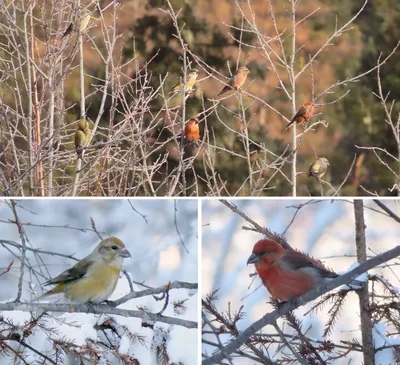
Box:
left=282, top=123, right=292, bottom=132
left=35, top=289, right=53, bottom=301
left=217, top=86, right=230, bottom=96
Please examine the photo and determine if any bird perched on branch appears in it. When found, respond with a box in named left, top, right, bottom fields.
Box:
left=79, top=9, right=91, bottom=33
left=61, top=23, right=73, bottom=39
left=309, top=157, right=330, bottom=180
left=217, top=66, right=250, bottom=96
left=169, top=69, right=199, bottom=95
left=37, top=237, right=131, bottom=303
left=283, top=102, right=315, bottom=131
left=247, top=239, right=362, bottom=301
left=74, top=118, right=91, bottom=159
left=183, top=116, right=200, bottom=147
left=61, top=8, right=91, bottom=39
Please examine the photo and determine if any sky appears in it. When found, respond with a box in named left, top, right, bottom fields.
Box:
left=0, top=198, right=198, bottom=364
left=202, top=199, right=400, bottom=365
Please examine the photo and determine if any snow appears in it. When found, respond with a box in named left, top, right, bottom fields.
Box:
left=202, top=199, right=400, bottom=365
left=168, top=323, right=198, bottom=363
left=0, top=199, right=198, bottom=364
left=373, top=322, right=398, bottom=365
left=53, top=313, right=99, bottom=346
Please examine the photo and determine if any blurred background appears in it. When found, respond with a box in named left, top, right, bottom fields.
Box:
left=0, top=199, right=198, bottom=364
left=1, top=0, right=399, bottom=196
left=202, top=199, right=400, bottom=364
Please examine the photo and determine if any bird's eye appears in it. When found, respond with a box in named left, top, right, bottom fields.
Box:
left=258, top=251, right=266, bottom=256
left=111, top=245, right=118, bottom=250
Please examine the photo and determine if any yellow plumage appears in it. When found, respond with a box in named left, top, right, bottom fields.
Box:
left=80, top=9, right=91, bottom=33
left=38, top=237, right=131, bottom=303
left=308, top=157, right=330, bottom=179
left=74, top=118, right=91, bottom=158
left=169, top=69, right=199, bottom=94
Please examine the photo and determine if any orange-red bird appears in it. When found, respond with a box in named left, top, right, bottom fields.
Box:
left=184, top=116, right=200, bottom=147
left=217, top=66, right=250, bottom=96
left=283, top=102, right=315, bottom=131
left=247, top=239, right=339, bottom=301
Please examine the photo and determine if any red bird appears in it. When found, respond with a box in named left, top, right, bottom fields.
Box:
left=247, top=239, right=339, bottom=301
left=184, top=116, right=200, bottom=147
left=283, top=102, right=315, bottom=131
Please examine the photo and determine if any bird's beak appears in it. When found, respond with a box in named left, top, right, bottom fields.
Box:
left=247, top=253, right=259, bottom=265
left=120, top=249, right=131, bottom=258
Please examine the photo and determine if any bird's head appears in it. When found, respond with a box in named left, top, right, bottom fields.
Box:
left=319, top=157, right=330, bottom=166
left=238, top=66, right=250, bottom=75
left=304, top=102, right=314, bottom=109
left=189, top=69, right=199, bottom=77
left=96, top=237, right=131, bottom=264
left=81, top=8, right=91, bottom=17
left=247, top=239, right=284, bottom=266
left=191, top=116, right=199, bottom=124
left=77, top=118, right=88, bottom=130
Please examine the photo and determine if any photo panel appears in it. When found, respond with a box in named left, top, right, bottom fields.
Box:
left=0, top=199, right=198, bottom=364
left=202, top=199, right=400, bottom=364
left=0, top=1, right=398, bottom=197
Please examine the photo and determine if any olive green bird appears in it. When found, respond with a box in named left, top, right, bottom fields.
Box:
left=37, top=237, right=131, bottom=304
left=79, top=9, right=91, bottom=33
left=169, top=69, right=199, bottom=95
left=308, top=157, right=330, bottom=179
left=75, top=118, right=91, bottom=158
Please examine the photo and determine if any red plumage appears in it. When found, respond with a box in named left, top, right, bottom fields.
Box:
left=184, top=116, right=200, bottom=146
left=247, top=239, right=338, bottom=301
left=283, top=102, right=315, bottom=132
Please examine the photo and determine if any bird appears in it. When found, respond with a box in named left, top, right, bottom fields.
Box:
left=183, top=116, right=200, bottom=147
left=79, top=9, right=91, bottom=33
left=37, top=237, right=131, bottom=303
left=74, top=118, right=91, bottom=158
left=217, top=66, right=250, bottom=96
left=61, top=23, right=73, bottom=39
left=309, top=157, right=330, bottom=180
left=247, top=239, right=354, bottom=301
left=169, top=69, right=199, bottom=95
left=61, top=9, right=91, bottom=39
left=283, top=102, right=315, bottom=131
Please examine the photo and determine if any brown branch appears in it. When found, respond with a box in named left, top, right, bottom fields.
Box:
left=202, top=244, right=400, bottom=365
left=354, top=200, right=374, bottom=365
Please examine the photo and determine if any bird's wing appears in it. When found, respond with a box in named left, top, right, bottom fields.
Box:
left=169, top=81, right=181, bottom=93
left=62, top=23, right=73, bottom=38
left=44, top=260, right=94, bottom=285
left=281, top=251, right=338, bottom=278
left=311, top=161, right=321, bottom=172
left=292, top=106, right=306, bottom=121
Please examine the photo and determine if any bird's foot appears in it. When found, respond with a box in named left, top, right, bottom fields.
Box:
left=102, top=300, right=117, bottom=307
left=85, top=301, right=97, bottom=312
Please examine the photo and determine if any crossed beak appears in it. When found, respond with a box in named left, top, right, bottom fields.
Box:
left=246, top=253, right=259, bottom=265
left=120, top=249, right=131, bottom=258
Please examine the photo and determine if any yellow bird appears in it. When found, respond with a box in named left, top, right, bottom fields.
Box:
left=37, top=237, right=131, bottom=304
left=169, top=69, right=199, bottom=94
left=309, top=157, right=330, bottom=179
left=80, top=9, right=91, bottom=33
left=74, top=118, right=91, bottom=158
left=61, top=9, right=91, bottom=39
